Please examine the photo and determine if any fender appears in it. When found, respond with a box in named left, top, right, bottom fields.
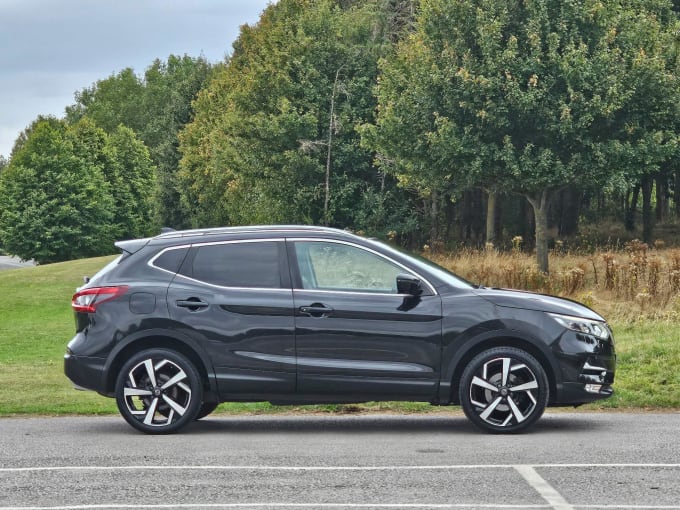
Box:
left=101, top=326, right=218, bottom=395
left=437, top=323, right=562, bottom=404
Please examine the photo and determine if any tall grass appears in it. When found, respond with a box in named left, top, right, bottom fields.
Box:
left=430, top=239, right=680, bottom=323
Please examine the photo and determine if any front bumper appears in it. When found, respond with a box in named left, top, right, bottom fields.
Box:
left=552, top=329, right=616, bottom=405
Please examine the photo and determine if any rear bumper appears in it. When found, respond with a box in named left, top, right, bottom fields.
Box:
left=64, top=350, right=108, bottom=394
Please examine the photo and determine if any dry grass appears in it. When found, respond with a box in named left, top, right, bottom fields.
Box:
left=429, top=239, right=680, bottom=323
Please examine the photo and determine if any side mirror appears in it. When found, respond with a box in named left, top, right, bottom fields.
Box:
left=396, top=273, right=423, bottom=296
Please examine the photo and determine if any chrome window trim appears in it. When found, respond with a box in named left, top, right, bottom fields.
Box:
left=288, top=237, right=438, bottom=296
left=148, top=238, right=288, bottom=291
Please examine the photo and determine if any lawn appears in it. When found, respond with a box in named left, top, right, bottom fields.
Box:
left=0, top=250, right=678, bottom=415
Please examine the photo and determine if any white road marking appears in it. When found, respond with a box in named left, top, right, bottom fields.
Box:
left=2, top=464, right=680, bottom=510
left=0, top=505, right=553, bottom=510
left=515, top=465, right=573, bottom=510
left=2, top=463, right=680, bottom=473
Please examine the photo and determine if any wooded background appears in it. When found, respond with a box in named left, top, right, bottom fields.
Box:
left=2, top=0, right=680, bottom=273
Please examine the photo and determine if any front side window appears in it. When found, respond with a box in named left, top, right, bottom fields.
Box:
left=294, top=241, right=404, bottom=293
left=188, top=241, right=281, bottom=288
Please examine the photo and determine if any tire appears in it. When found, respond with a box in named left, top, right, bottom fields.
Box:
left=459, top=347, right=549, bottom=434
left=115, top=348, right=203, bottom=434
left=195, top=401, right=219, bottom=420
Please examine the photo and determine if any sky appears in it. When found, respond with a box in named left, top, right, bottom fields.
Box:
left=0, top=0, right=272, bottom=159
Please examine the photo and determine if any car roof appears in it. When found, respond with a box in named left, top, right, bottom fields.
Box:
left=115, top=225, right=361, bottom=254
left=154, top=225, right=355, bottom=240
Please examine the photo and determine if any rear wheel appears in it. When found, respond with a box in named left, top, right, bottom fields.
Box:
left=115, top=349, right=203, bottom=434
left=459, top=347, right=548, bottom=433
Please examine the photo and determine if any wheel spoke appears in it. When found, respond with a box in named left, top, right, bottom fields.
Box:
left=471, top=375, right=499, bottom=393
left=507, top=396, right=527, bottom=423
left=162, top=394, right=188, bottom=416
left=143, top=397, right=159, bottom=425
left=124, top=387, right=152, bottom=397
left=161, top=370, right=187, bottom=390
left=479, top=396, right=503, bottom=421
left=143, top=359, right=158, bottom=387
left=501, top=357, right=511, bottom=386
left=511, top=380, right=538, bottom=392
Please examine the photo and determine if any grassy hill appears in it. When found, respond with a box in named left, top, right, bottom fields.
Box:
left=0, top=253, right=678, bottom=415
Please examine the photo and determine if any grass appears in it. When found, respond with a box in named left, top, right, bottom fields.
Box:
left=1, top=248, right=679, bottom=416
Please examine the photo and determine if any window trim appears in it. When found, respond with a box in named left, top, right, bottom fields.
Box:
left=287, top=238, right=438, bottom=296
left=149, top=238, right=290, bottom=291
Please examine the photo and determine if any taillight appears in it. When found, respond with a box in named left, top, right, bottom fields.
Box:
left=72, top=286, right=129, bottom=313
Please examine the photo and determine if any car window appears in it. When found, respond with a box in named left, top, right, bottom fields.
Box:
left=152, top=247, right=189, bottom=273
left=189, top=241, right=282, bottom=288
left=294, top=241, right=403, bottom=293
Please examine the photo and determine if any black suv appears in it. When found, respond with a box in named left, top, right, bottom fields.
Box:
left=65, top=225, right=615, bottom=434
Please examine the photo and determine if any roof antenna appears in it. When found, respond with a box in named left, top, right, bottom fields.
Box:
left=160, top=227, right=176, bottom=234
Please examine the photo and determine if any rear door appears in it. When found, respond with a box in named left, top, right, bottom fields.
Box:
left=166, top=239, right=296, bottom=397
left=289, top=239, right=443, bottom=399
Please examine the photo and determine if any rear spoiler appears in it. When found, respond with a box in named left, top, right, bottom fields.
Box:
left=114, top=238, right=151, bottom=255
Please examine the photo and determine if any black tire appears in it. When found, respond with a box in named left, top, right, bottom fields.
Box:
left=459, top=347, right=549, bottom=434
left=115, top=348, right=203, bottom=434
left=195, top=401, right=219, bottom=420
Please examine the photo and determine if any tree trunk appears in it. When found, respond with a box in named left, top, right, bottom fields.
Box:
left=655, top=173, right=668, bottom=222
left=486, top=191, right=497, bottom=245
left=526, top=190, right=551, bottom=274
left=641, top=175, right=654, bottom=244
left=429, top=189, right=439, bottom=246
left=625, top=184, right=640, bottom=232
left=675, top=169, right=680, bottom=218
left=558, top=187, right=580, bottom=237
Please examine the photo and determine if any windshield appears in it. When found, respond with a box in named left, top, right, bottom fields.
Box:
left=366, top=238, right=474, bottom=290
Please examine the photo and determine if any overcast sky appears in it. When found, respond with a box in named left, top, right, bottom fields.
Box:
left=0, top=0, right=272, bottom=158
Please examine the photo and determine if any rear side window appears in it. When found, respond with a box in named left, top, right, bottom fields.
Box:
left=186, top=241, right=282, bottom=289
left=153, top=247, right=189, bottom=273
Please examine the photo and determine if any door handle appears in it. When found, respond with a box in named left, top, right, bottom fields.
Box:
left=299, top=304, right=334, bottom=317
left=176, top=298, right=209, bottom=311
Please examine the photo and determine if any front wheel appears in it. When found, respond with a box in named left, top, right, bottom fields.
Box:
left=459, top=347, right=549, bottom=433
left=115, top=349, right=203, bottom=434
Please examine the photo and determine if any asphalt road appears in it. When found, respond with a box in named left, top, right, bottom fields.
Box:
left=0, top=256, right=34, bottom=271
left=0, top=412, right=679, bottom=509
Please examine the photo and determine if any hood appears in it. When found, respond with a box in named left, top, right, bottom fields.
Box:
left=474, top=288, right=605, bottom=321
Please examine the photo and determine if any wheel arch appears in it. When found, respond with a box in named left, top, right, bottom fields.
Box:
left=442, top=333, right=559, bottom=405
left=103, top=330, right=217, bottom=399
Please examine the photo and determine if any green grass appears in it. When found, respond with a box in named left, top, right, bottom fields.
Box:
left=0, top=257, right=678, bottom=415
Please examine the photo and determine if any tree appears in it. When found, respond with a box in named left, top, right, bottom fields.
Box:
left=178, top=0, right=415, bottom=237
left=102, top=125, right=158, bottom=239
left=0, top=119, right=115, bottom=263
left=66, top=56, right=213, bottom=228
left=364, top=0, right=680, bottom=271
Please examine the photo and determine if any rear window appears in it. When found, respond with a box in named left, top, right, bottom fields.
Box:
left=87, top=255, right=123, bottom=285
left=185, top=241, right=282, bottom=289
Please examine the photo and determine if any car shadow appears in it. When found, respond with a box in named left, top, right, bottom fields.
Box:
left=82, top=411, right=612, bottom=436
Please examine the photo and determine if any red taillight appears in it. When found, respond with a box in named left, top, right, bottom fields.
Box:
left=72, top=286, right=129, bottom=313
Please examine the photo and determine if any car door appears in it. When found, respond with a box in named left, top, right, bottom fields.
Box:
left=166, top=239, right=296, bottom=397
left=289, top=239, right=443, bottom=398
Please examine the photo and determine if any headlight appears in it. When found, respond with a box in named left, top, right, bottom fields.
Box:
left=548, top=313, right=610, bottom=340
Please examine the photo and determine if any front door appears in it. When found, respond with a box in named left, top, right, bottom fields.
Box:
left=289, top=240, right=442, bottom=399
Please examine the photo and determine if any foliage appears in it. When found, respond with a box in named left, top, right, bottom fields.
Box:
left=178, top=0, right=417, bottom=235
left=0, top=119, right=115, bottom=263
left=66, top=55, right=213, bottom=228
left=364, top=0, right=680, bottom=271
left=102, top=125, right=158, bottom=239
left=0, top=118, right=157, bottom=263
